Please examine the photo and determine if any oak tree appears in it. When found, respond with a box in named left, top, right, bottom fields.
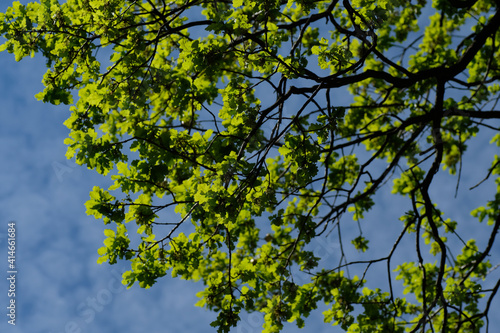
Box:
left=2, top=0, right=500, bottom=332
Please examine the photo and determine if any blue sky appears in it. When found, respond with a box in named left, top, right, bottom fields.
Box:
left=0, top=1, right=499, bottom=333
left=0, top=44, right=220, bottom=332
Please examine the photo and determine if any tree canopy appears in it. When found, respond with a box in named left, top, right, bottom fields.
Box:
left=2, top=0, right=500, bottom=331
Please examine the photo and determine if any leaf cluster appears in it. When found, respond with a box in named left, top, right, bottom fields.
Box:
left=2, top=0, right=500, bottom=331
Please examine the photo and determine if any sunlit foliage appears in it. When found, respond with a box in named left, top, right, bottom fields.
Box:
left=2, top=0, right=500, bottom=331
